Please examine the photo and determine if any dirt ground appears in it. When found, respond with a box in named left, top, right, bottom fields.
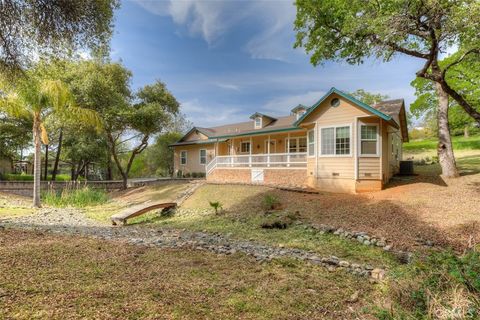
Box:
left=183, top=154, right=480, bottom=252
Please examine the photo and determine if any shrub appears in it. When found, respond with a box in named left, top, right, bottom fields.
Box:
left=263, top=194, right=280, bottom=211
left=208, top=201, right=223, bottom=215
left=197, top=172, right=206, bottom=178
left=43, top=185, right=109, bottom=208
left=191, top=172, right=199, bottom=178
left=176, top=170, right=183, bottom=178
left=184, top=172, right=191, bottom=178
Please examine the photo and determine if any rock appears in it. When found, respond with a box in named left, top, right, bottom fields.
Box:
left=363, top=240, right=371, bottom=246
left=376, top=241, right=386, bottom=247
left=371, top=268, right=386, bottom=280
left=339, top=260, right=350, bottom=268
left=348, top=290, right=359, bottom=303
left=383, top=245, right=393, bottom=251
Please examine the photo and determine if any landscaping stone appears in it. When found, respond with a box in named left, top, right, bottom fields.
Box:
left=1, top=208, right=386, bottom=279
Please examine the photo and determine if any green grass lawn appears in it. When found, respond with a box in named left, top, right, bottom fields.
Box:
left=403, top=135, right=480, bottom=154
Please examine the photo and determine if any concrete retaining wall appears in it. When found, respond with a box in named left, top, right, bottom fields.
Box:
left=0, top=178, right=202, bottom=197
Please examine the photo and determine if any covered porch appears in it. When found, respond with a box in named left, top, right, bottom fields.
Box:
left=206, top=130, right=309, bottom=174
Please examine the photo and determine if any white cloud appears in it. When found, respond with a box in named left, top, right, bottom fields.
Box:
left=135, top=0, right=298, bottom=60
left=215, top=83, right=241, bottom=91
left=243, top=1, right=297, bottom=61
left=262, top=90, right=326, bottom=115
left=181, top=99, right=247, bottom=127
left=135, top=0, right=246, bottom=44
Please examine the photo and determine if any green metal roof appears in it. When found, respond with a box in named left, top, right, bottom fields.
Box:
left=169, top=138, right=227, bottom=147
left=294, top=87, right=393, bottom=126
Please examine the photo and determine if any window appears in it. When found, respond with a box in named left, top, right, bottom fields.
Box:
left=299, top=137, right=307, bottom=152
left=296, top=110, right=306, bottom=120
left=199, top=149, right=207, bottom=164
left=241, top=141, right=251, bottom=153
left=287, top=137, right=307, bottom=153
left=308, top=130, right=315, bottom=157
left=321, top=128, right=334, bottom=155
left=320, top=126, right=351, bottom=156
left=254, top=117, right=262, bottom=129
left=360, top=125, right=378, bottom=155
left=335, top=126, right=350, bottom=155
left=288, top=138, right=297, bottom=153
left=180, top=151, right=187, bottom=165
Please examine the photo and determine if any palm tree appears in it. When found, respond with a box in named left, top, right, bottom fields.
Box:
left=0, top=78, right=100, bottom=207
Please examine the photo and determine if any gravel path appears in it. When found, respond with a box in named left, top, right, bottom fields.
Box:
left=0, top=207, right=386, bottom=279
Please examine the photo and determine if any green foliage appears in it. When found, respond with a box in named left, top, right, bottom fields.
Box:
left=0, top=0, right=118, bottom=75
left=410, top=53, right=480, bottom=136
left=349, top=89, right=389, bottom=105
left=263, top=194, right=280, bottom=211
left=381, top=250, right=480, bottom=319
left=208, top=201, right=223, bottom=215
left=43, top=186, right=109, bottom=208
left=294, top=0, right=479, bottom=66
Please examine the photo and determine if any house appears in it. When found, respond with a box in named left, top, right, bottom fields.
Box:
left=171, top=88, right=408, bottom=193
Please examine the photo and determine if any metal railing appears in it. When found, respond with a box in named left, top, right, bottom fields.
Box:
left=206, top=152, right=307, bottom=174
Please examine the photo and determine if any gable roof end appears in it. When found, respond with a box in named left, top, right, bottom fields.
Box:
left=294, top=87, right=393, bottom=126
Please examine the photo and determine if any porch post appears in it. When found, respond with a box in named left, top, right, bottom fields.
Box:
left=287, top=132, right=290, bottom=167
left=231, top=138, right=234, bottom=167
left=267, top=135, right=271, bottom=167
left=249, top=136, right=252, bottom=167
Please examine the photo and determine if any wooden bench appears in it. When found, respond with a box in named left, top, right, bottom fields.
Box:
left=111, top=202, right=177, bottom=226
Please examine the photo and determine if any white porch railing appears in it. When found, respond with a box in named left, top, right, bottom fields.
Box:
left=206, top=152, right=307, bottom=174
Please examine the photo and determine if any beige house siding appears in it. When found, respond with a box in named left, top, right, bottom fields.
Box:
left=301, top=93, right=371, bottom=187
left=173, top=144, right=215, bottom=174
left=183, top=131, right=209, bottom=142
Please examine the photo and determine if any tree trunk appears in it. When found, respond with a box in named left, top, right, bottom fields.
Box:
left=44, top=144, right=49, bottom=181
left=464, top=126, right=469, bottom=138
left=106, top=153, right=112, bottom=180
left=52, top=128, right=63, bottom=181
left=33, top=116, right=42, bottom=208
left=436, top=83, right=459, bottom=178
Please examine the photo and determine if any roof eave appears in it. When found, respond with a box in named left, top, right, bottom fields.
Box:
left=294, top=87, right=392, bottom=126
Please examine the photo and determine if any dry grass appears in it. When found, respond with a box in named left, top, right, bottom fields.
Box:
left=182, top=153, right=480, bottom=252
left=0, top=192, right=35, bottom=218
left=0, top=229, right=374, bottom=320
left=84, top=182, right=190, bottom=222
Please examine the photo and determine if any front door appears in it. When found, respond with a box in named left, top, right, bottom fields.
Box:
left=264, top=139, right=276, bottom=153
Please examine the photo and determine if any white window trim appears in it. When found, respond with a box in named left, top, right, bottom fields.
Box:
left=254, top=117, right=262, bottom=129
left=199, top=149, right=207, bottom=165
left=180, top=150, right=187, bottom=165
left=240, top=141, right=251, bottom=154
left=358, top=123, right=380, bottom=157
left=307, top=129, right=315, bottom=158
left=318, top=124, right=353, bottom=157
left=284, top=136, right=307, bottom=153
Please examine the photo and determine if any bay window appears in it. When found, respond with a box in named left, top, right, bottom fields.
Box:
left=308, top=130, right=315, bottom=156
left=320, top=125, right=351, bottom=156
left=360, top=125, right=378, bottom=155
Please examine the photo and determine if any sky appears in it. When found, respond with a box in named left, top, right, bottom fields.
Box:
left=110, top=0, right=426, bottom=128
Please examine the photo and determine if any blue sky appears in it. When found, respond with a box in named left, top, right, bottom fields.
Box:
left=111, top=0, right=425, bottom=128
